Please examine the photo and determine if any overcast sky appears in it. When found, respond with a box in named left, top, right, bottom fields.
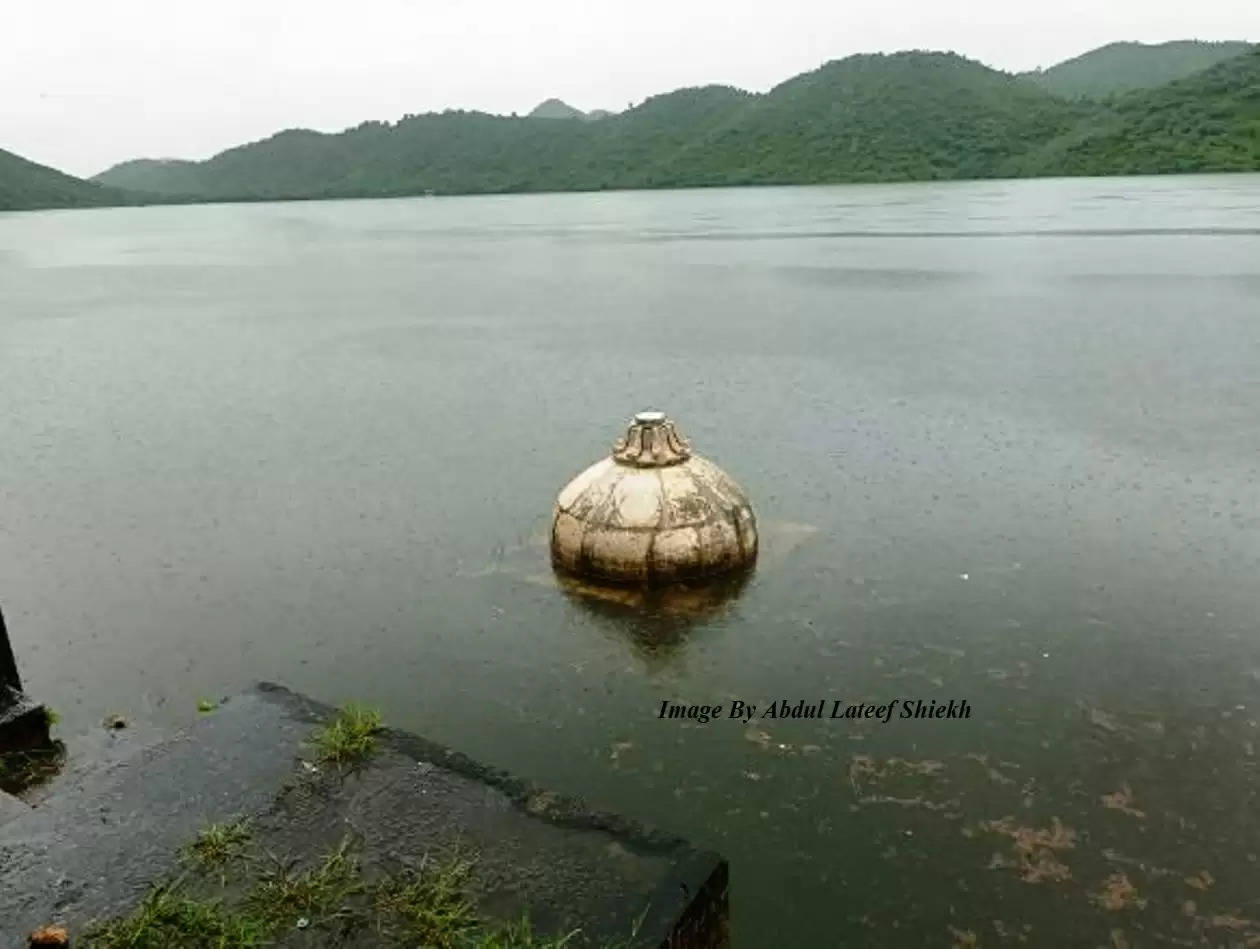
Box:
left=4, top=0, right=1255, bottom=178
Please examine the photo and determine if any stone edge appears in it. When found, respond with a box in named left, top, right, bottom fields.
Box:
left=253, top=681, right=730, bottom=946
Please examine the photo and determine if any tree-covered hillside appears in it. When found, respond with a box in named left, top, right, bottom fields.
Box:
left=0, top=147, right=133, bottom=211
left=687, top=52, right=1086, bottom=185
left=91, top=157, right=203, bottom=195
left=1016, top=48, right=1260, bottom=175
left=94, top=52, right=1090, bottom=199
left=7, top=43, right=1254, bottom=211
left=1024, top=40, right=1254, bottom=98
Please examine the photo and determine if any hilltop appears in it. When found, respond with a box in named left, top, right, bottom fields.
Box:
left=1024, top=39, right=1254, bottom=98
left=526, top=99, right=615, bottom=121
left=527, top=98, right=587, bottom=119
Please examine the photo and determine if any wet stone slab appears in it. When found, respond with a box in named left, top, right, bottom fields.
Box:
left=0, top=683, right=728, bottom=947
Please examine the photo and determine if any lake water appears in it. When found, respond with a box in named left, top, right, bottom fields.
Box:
left=3, top=175, right=1260, bottom=945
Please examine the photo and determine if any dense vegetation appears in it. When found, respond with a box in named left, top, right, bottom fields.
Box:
left=685, top=53, right=1086, bottom=185
left=0, top=147, right=132, bottom=211
left=6, top=42, right=1257, bottom=212
left=91, top=53, right=1091, bottom=200
left=1023, top=40, right=1254, bottom=98
left=1016, top=48, right=1260, bottom=175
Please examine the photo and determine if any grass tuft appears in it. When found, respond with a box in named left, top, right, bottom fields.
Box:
left=471, top=914, right=582, bottom=948
left=310, top=702, right=384, bottom=765
left=82, top=701, right=602, bottom=949
left=374, top=854, right=480, bottom=946
left=83, top=881, right=267, bottom=948
left=248, top=837, right=363, bottom=929
left=87, top=836, right=587, bottom=949
left=187, top=818, right=252, bottom=872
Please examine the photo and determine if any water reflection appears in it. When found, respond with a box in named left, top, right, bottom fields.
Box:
left=0, top=740, right=66, bottom=798
left=554, top=569, right=752, bottom=666
left=477, top=520, right=815, bottom=666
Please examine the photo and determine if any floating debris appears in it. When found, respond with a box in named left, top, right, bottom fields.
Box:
left=744, top=728, right=772, bottom=749
left=1088, top=708, right=1122, bottom=733
left=1207, top=913, right=1253, bottom=932
left=963, top=752, right=1016, bottom=786
left=27, top=925, right=69, bottom=947
left=1101, top=784, right=1146, bottom=819
left=980, top=816, right=1075, bottom=884
left=860, top=794, right=960, bottom=813
left=949, top=927, right=978, bottom=948
left=1184, top=869, right=1215, bottom=891
left=1094, top=873, right=1147, bottom=911
left=849, top=755, right=946, bottom=793
left=1101, top=849, right=1177, bottom=878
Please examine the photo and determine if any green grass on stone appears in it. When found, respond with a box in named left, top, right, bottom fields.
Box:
left=86, top=833, right=598, bottom=948
left=373, top=854, right=480, bottom=946
left=83, top=706, right=629, bottom=948
left=310, top=702, right=385, bottom=764
left=248, top=837, right=364, bottom=929
left=82, top=881, right=268, bottom=949
left=186, top=818, right=252, bottom=872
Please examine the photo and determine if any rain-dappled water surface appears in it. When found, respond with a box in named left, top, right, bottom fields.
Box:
left=3, top=175, right=1260, bottom=946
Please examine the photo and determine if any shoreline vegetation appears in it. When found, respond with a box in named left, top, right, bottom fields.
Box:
left=81, top=706, right=596, bottom=948
left=2, top=42, right=1258, bottom=213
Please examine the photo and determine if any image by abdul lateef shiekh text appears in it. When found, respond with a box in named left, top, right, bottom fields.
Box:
left=657, top=698, right=973, bottom=725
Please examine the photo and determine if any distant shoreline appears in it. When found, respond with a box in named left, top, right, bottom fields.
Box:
left=6, top=45, right=1257, bottom=214
left=4, top=167, right=1259, bottom=217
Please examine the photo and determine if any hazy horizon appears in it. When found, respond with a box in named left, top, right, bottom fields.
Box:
left=5, top=0, right=1255, bottom=178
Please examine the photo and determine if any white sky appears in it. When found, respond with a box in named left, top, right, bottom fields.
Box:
left=4, top=0, right=1255, bottom=178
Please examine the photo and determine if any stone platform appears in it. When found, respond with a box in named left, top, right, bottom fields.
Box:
left=0, top=683, right=728, bottom=948
left=0, top=608, right=50, bottom=760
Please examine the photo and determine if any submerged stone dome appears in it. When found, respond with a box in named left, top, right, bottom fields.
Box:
left=551, top=411, right=758, bottom=584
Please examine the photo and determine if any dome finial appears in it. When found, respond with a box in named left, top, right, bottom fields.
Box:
left=552, top=410, right=758, bottom=584
left=612, top=411, right=692, bottom=467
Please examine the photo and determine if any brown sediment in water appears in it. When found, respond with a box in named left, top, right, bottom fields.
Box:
left=980, top=816, right=1076, bottom=884
left=1094, top=873, right=1147, bottom=911
left=1101, top=784, right=1146, bottom=819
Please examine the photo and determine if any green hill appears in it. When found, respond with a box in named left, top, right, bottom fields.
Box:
left=0, top=147, right=132, bottom=211
left=48, top=44, right=1260, bottom=206
left=1018, top=47, right=1260, bottom=175
left=527, top=98, right=586, bottom=119
left=93, top=52, right=1088, bottom=199
left=1025, top=40, right=1254, bottom=98
left=90, top=157, right=204, bottom=195
left=683, top=52, right=1085, bottom=185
